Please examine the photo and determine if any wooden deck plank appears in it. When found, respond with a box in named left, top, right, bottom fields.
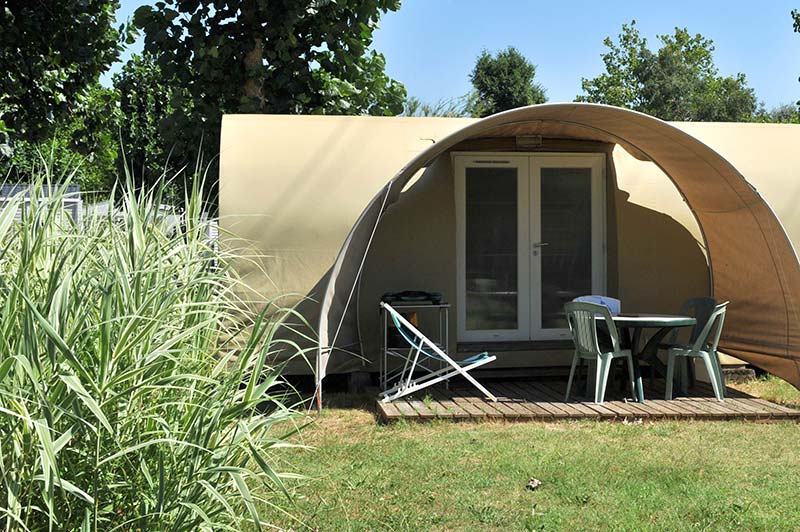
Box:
left=703, top=397, right=762, bottom=419
left=733, top=398, right=785, bottom=418
left=694, top=396, right=760, bottom=418
left=416, top=392, right=455, bottom=419
left=494, top=382, right=563, bottom=419
left=520, top=381, right=595, bottom=418
left=538, top=380, right=617, bottom=419
left=375, top=379, right=800, bottom=423
left=406, top=396, right=440, bottom=419
left=543, top=377, right=652, bottom=419
left=447, top=389, right=493, bottom=419
left=377, top=401, right=403, bottom=421
left=482, top=384, right=532, bottom=419
left=489, top=382, right=548, bottom=418
left=531, top=381, right=605, bottom=419
left=427, top=387, right=474, bottom=419
left=671, top=397, right=729, bottom=419
left=631, top=389, right=696, bottom=417
left=661, top=398, right=706, bottom=418
left=704, top=397, right=757, bottom=417
left=392, top=399, right=422, bottom=419
left=502, top=382, right=576, bottom=419
left=715, top=398, right=770, bottom=419
left=486, top=383, right=543, bottom=419
left=638, top=399, right=685, bottom=419
left=676, top=398, right=733, bottom=420
left=478, top=394, right=523, bottom=420
left=595, top=400, right=646, bottom=419
left=685, top=397, right=738, bottom=419
left=579, top=401, right=622, bottom=419
left=745, top=398, right=800, bottom=417
left=531, top=382, right=604, bottom=419
left=726, top=399, right=781, bottom=419
left=692, top=381, right=749, bottom=399
left=642, top=397, right=693, bottom=418
left=614, top=400, right=656, bottom=419
left=451, top=389, right=507, bottom=419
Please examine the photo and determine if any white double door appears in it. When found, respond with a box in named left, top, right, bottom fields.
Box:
left=455, top=153, right=606, bottom=342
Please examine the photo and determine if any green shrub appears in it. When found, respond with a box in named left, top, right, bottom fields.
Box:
left=0, top=171, right=308, bottom=530
left=1, top=85, right=120, bottom=201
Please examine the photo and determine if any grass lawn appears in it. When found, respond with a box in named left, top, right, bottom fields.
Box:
left=268, top=379, right=800, bottom=532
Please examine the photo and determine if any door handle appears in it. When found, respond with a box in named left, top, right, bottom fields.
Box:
left=532, top=242, right=549, bottom=248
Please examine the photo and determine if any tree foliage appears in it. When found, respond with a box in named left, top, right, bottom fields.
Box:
left=794, top=8, right=800, bottom=38
left=0, top=0, right=127, bottom=141
left=793, top=9, right=800, bottom=107
left=578, top=21, right=758, bottom=121
left=132, top=0, right=406, bottom=200
left=113, top=54, right=188, bottom=196
left=2, top=85, right=119, bottom=197
left=467, top=47, right=547, bottom=117
left=403, top=95, right=473, bottom=117
left=754, top=103, right=800, bottom=124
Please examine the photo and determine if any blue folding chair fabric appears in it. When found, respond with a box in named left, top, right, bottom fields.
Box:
left=389, top=311, right=490, bottom=366
left=573, top=295, right=621, bottom=316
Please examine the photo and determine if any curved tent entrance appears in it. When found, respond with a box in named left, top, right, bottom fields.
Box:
left=316, top=103, right=800, bottom=401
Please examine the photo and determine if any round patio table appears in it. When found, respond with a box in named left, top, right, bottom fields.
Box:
left=594, top=313, right=696, bottom=402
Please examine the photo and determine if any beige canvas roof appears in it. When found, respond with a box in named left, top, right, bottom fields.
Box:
left=312, top=103, right=800, bottom=393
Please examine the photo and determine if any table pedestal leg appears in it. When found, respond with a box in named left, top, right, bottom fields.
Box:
left=627, top=328, right=644, bottom=402
left=639, top=326, right=690, bottom=397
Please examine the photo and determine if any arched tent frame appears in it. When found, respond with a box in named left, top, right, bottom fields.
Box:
left=315, top=103, right=800, bottom=405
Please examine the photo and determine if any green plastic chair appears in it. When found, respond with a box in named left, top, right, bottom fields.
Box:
left=564, top=302, right=639, bottom=404
left=665, top=301, right=729, bottom=401
left=654, top=296, right=717, bottom=387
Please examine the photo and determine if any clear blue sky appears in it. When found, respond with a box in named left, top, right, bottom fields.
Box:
left=108, top=0, right=800, bottom=109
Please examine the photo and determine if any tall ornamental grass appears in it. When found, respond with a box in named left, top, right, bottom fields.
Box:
left=0, top=173, right=308, bottom=531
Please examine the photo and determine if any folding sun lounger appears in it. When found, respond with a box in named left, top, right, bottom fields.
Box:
left=379, top=302, right=497, bottom=403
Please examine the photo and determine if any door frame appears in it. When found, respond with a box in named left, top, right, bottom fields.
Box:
left=453, top=151, right=607, bottom=343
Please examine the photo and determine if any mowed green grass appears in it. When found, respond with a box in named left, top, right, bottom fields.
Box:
left=271, top=393, right=800, bottom=532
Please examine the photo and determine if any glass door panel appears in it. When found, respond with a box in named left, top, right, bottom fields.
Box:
left=532, top=155, right=605, bottom=340
left=455, top=156, right=529, bottom=341
left=539, top=168, right=592, bottom=329
left=465, top=167, right=518, bottom=330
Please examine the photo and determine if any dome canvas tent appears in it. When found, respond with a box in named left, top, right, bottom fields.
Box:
left=219, top=104, right=800, bottom=406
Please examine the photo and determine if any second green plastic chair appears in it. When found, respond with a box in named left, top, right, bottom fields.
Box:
left=665, top=302, right=729, bottom=401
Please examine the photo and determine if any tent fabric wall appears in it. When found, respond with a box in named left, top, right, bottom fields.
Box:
left=219, top=115, right=473, bottom=374
left=313, top=103, right=800, bottom=391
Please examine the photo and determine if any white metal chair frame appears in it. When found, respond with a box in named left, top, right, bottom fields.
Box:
left=564, top=301, right=639, bottom=404
left=378, top=302, right=497, bottom=403
left=380, top=304, right=449, bottom=391
left=665, top=302, right=729, bottom=401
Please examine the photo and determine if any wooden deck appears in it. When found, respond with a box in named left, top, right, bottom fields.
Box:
left=376, top=378, right=800, bottom=422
